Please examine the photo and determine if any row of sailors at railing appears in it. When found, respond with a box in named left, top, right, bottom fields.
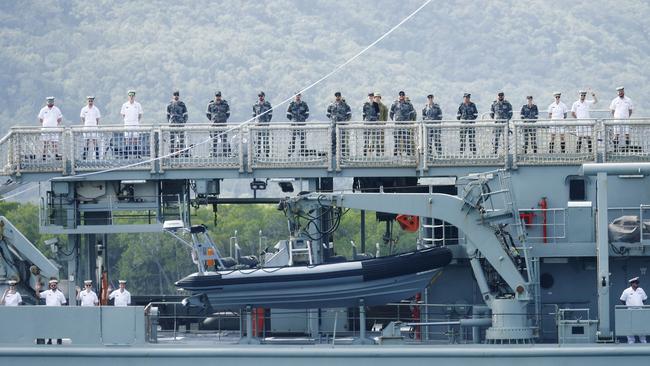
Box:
left=33, top=87, right=636, bottom=159
left=1, top=278, right=130, bottom=307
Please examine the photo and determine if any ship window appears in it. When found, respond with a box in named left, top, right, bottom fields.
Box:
left=571, top=326, right=585, bottom=335
left=540, top=273, right=554, bottom=289
left=569, top=178, right=586, bottom=201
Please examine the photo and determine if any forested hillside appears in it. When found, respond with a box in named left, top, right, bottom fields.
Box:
left=1, top=0, right=648, bottom=133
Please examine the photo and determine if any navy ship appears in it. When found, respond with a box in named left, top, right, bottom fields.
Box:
left=1, top=117, right=650, bottom=365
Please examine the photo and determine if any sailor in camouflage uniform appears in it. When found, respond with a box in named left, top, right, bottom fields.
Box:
left=456, top=93, right=478, bottom=154
left=490, top=91, right=513, bottom=154
left=362, top=92, right=382, bottom=156
left=167, top=91, right=188, bottom=156
left=326, top=92, right=352, bottom=155
left=520, top=96, right=539, bottom=154
left=286, top=92, right=310, bottom=156
left=422, top=94, right=443, bottom=155
left=252, top=91, right=273, bottom=157
left=389, top=91, right=416, bottom=156
left=206, top=91, right=231, bottom=156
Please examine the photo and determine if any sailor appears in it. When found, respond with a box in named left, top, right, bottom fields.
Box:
left=1, top=280, right=22, bottom=306
left=286, top=92, right=310, bottom=156
left=457, top=93, right=478, bottom=155
left=490, top=91, right=513, bottom=154
left=326, top=92, right=352, bottom=155
left=520, top=96, right=539, bottom=154
left=547, top=92, right=568, bottom=153
left=390, top=91, right=416, bottom=156
left=109, top=280, right=131, bottom=307
left=375, top=93, right=389, bottom=122
left=362, top=92, right=377, bottom=122
left=167, top=90, right=188, bottom=156
left=252, top=91, right=273, bottom=157
left=620, top=277, right=647, bottom=343
left=206, top=91, right=231, bottom=156
left=571, top=90, right=598, bottom=153
left=80, top=96, right=101, bottom=160
left=38, top=96, right=63, bottom=161
left=120, top=90, right=143, bottom=158
left=36, top=278, right=67, bottom=344
left=422, top=94, right=443, bottom=155
left=609, top=86, right=634, bottom=152
left=76, top=280, right=99, bottom=306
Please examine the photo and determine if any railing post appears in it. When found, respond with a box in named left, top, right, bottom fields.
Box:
left=247, top=125, right=254, bottom=173
left=335, top=125, right=342, bottom=172
left=150, top=127, right=157, bottom=173
left=67, top=128, right=74, bottom=175
left=511, top=121, right=517, bottom=169
left=239, top=126, right=245, bottom=173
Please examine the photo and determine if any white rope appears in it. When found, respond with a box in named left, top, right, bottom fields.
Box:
left=1, top=0, right=432, bottom=198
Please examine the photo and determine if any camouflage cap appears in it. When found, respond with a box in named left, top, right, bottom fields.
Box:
left=334, top=91, right=341, bottom=97
left=215, top=91, right=221, bottom=97
left=368, top=92, right=374, bottom=97
left=373, top=92, right=381, bottom=97
left=463, top=93, right=471, bottom=98
left=258, top=91, right=265, bottom=97
left=398, top=91, right=405, bottom=96
left=526, top=95, right=533, bottom=99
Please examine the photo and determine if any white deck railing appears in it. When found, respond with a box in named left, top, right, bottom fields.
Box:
left=1, top=118, right=649, bottom=175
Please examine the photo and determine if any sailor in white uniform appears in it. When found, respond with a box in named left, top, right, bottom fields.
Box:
left=571, top=90, right=598, bottom=153
left=109, top=280, right=131, bottom=306
left=620, top=277, right=648, bottom=344
left=36, top=278, right=67, bottom=345
left=609, top=86, right=634, bottom=151
left=120, top=90, right=143, bottom=158
left=1, top=280, right=22, bottom=306
left=76, top=280, right=99, bottom=306
left=547, top=92, right=568, bottom=153
left=38, top=96, right=63, bottom=160
left=80, top=96, right=102, bottom=160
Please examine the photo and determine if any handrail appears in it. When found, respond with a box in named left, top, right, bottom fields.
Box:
left=1, top=118, right=649, bottom=175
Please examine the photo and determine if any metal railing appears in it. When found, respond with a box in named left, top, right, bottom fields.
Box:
left=69, top=125, right=156, bottom=173
left=1, top=119, right=650, bottom=175
left=423, top=121, right=507, bottom=167
left=602, top=119, right=650, bottom=162
left=518, top=207, right=566, bottom=243
left=337, top=122, right=419, bottom=169
left=512, top=120, right=597, bottom=166
left=248, top=123, right=332, bottom=171
left=159, top=124, right=243, bottom=171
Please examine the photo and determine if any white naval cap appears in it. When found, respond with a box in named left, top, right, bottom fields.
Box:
left=7, top=280, right=17, bottom=286
left=629, top=277, right=640, bottom=283
left=118, top=280, right=127, bottom=284
left=553, top=91, right=561, bottom=96
left=83, top=280, right=92, bottom=285
left=48, top=279, right=59, bottom=284
left=616, top=86, right=625, bottom=91
left=578, top=90, right=587, bottom=94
